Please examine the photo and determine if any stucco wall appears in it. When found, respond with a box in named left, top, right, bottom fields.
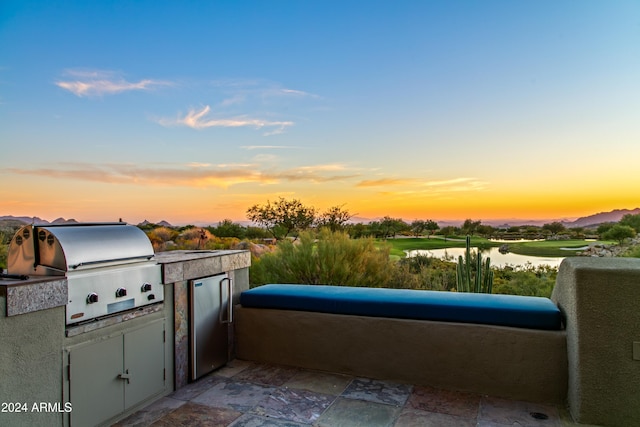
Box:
left=235, top=306, right=567, bottom=403
left=0, top=296, right=65, bottom=427
left=552, top=257, right=640, bottom=426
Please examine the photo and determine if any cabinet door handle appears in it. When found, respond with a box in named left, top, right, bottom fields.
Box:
left=118, top=369, right=131, bottom=384
left=220, top=277, right=233, bottom=324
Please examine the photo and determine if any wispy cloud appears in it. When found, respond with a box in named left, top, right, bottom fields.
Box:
left=219, top=94, right=246, bottom=107
left=356, top=178, right=416, bottom=187
left=294, top=164, right=347, bottom=172
left=157, top=105, right=294, bottom=135
left=281, top=89, right=308, bottom=96
left=8, top=162, right=358, bottom=188
left=211, top=78, right=321, bottom=101
left=421, top=177, right=477, bottom=187
left=241, top=145, right=295, bottom=150
left=8, top=161, right=486, bottom=195
left=357, top=176, right=488, bottom=197
left=356, top=177, right=486, bottom=192
left=56, top=69, right=171, bottom=97
left=186, top=162, right=212, bottom=168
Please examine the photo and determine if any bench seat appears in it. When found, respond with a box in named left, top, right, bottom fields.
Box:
left=239, top=284, right=562, bottom=330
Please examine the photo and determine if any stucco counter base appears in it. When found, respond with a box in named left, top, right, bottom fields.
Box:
left=235, top=306, right=568, bottom=404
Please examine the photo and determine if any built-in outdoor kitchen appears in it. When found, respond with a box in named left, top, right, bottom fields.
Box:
left=0, top=223, right=250, bottom=427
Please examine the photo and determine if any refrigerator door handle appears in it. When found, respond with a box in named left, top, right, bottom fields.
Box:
left=219, top=277, right=233, bottom=324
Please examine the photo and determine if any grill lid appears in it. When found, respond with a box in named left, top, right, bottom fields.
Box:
left=7, top=223, right=155, bottom=275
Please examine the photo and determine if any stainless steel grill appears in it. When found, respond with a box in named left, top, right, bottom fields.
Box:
left=7, top=223, right=164, bottom=325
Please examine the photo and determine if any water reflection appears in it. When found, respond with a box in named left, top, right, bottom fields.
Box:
left=406, top=247, right=565, bottom=268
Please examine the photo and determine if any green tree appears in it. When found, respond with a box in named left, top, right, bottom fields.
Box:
left=246, top=197, right=316, bottom=240
left=410, top=220, right=427, bottom=237
left=209, top=219, right=246, bottom=238
left=438, top=226, right=458, bottom=241
left=619, top=213, right=640, bottom=233
left=569, top=226, right=585, bottom=239
left=476, top=224, right=495, bottom=238
left=379, top=216, right=408, bottom=238
left=542, top=221, right=566, bottom=236
left=317, top=205, right=353, bottom=232
left=597, top=223, right=614, bottom=236
left=367, top=221, right=382, bottom=238
left=245, top=226, right=271, bottom=240
left=461, top=219, right=481, bottom=236
left=603, top=224, right=637, bottom=245
left=347, top=222, right=369, bottom=239
left=425, top=220, right=439, bottom=238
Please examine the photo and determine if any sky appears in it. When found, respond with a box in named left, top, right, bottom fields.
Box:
left=1, top=1, right=639, bottom=225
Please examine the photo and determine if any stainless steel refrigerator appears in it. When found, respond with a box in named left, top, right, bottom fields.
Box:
left=189, top=273, right=233, bottom=380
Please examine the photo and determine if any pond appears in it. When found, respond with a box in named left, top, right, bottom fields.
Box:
left=406, top=247, right=567, bottom=269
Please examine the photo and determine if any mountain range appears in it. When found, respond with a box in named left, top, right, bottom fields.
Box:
left=1, top=207, right=638, bottom=229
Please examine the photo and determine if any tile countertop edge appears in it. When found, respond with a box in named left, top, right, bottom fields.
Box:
left=155, top=250, right=251, bottom=283
left=1, top=276, right=68, bottom=316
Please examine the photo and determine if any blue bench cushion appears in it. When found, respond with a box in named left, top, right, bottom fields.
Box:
left=240, top=284, right=563, bottom=330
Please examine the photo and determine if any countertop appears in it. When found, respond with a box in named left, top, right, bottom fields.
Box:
left=1, top=273, right=68, bottom=316
left=0, top=274, right=64, bottom=287
left=156, top=250, right=251, bottom=283
left=154, top=249, right=246, bottom=264
left=1, top=249, right=251, bottom=316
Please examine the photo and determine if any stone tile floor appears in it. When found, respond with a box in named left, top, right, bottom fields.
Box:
left=114, top=359, right=587, bottom=427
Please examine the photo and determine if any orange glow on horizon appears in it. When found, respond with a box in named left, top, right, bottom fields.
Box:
left=3, top=173, right=638, bottom=225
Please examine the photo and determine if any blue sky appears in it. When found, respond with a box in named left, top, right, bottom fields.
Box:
left=1, top=1, right=639, bottom=224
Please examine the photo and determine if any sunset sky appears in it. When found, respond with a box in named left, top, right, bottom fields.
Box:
left=2, top=1, right=639, bottom=225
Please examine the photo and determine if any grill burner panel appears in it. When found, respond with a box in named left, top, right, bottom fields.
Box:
left=7, top=223, right=163, bottom=325
left=66, top=262, right=162, bottom=324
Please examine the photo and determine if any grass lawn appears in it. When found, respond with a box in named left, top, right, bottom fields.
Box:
left=508, top=239, right=614, bottom=257
left=381, top=236, right=614, bottom=258
left=379, top=236, right=499, bottom=258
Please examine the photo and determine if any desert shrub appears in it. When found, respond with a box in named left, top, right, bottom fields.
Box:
left=0, top=232, right=7, bottom=270
left=204, top=236, right=241, bottom=250
left=621, top=244, right=640, bottom=258
left=250, top=230, right=394, bottom=287
left=492, top=264, right=557, bottom=297
left=386, top=261, right=455, bottom=291
left=146, top=226, right=180, bottom=251
left=249, top=230, right=559, bottom=296
left=388, top=255, right=456, bottom=291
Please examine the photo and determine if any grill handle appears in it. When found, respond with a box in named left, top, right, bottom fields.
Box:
left=70, top=255, right=154, bottom=269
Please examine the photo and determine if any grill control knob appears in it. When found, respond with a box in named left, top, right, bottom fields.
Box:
left=141, top=283, right=152, bottom=292
left=86, top=293, right=99, bottom=304
left=148, top=294, right=156, bottom=301
left=115, top=288, right=127, bottom=298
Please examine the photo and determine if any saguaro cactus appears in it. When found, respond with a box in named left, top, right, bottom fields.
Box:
left=456, top=235, right=493, bottom=293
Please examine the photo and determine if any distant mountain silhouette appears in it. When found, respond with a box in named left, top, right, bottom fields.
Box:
left=2, top=208, right=638, bottom=229
left=52, top=217, right=79, bottom=224
left=566, top=208, right=640, bottom=228
left=0, top=215, right=50, bottom=224
left=137, top=219, right=173, bottom=227
left=1, top=216, right=98, bottom=225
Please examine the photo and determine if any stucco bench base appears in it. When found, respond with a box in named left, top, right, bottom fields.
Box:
left=235, top=306, right=567, bottom=404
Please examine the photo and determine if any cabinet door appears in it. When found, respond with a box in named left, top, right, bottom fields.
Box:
left=69, top=335, right=124, bottom=427
left=124, top=319, right=165, bottom=408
